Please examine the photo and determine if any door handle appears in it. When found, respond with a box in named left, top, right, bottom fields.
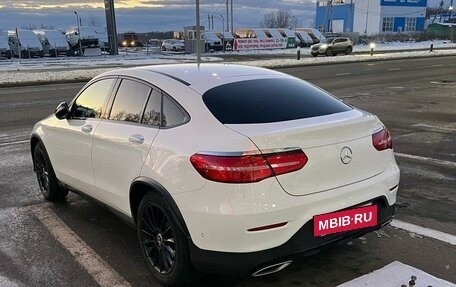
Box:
left=81, top=125, right=93, bottom=134
left=129, top=134, right=145, bottom=145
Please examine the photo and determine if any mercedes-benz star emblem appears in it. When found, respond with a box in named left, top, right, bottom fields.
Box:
left=340, top=147, right=353, bottom=165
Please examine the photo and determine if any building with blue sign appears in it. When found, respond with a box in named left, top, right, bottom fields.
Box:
left=315, top=0, right=427, bottom=35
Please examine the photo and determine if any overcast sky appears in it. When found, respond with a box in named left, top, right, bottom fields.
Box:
left=0, top=0, right=447, bottom=32
left=0, top=0, right=317, bottom=32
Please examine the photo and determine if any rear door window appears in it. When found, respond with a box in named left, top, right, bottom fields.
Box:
left=202, top=78, right=352, bottom=124
left=109, top=79, right=151, bottom=123
left=142, top=89, right=162, bottom=126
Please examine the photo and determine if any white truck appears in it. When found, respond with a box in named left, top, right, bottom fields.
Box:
left=8, top=30, right=43, bottom=58
left=34, top=30, right=70, bottom=56
left=65, top=26, right=103, bottom=56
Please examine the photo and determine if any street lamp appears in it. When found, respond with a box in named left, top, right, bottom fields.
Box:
left=74, top=11, right=83, bottom=56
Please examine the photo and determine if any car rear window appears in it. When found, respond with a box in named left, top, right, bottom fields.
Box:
left=202, top=78, right=352, bottom=124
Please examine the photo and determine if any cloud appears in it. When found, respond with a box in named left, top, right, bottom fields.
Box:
left=0, top=1, right=317, bottom=32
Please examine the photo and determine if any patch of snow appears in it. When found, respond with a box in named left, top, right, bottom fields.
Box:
left=391, top=220, right=456, bottom=245
left=0, top=41, right=455, bottom=85
left=337, top=261, right=455, bottom=287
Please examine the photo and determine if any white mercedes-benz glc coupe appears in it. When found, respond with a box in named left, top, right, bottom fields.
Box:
left=31, top=64, right=399, bottom=286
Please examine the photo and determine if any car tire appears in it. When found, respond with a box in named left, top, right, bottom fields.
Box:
left=172, top=46, right=177, bottom=51
left=345, top=46, right=353, bottom=55
left=312, top=53, right=318, bottom=57
left=162, top=46, right=167, bottom=51
left=326, top=48, right=333, bottom=56
left=137, top=193, right=195, bottom=287
left=33, top=142, right=69, bottom=201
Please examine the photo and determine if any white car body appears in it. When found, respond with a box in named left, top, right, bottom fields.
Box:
left=31, top=64, right=399, bottom=283
left=161, top=39, right=184, bottom=51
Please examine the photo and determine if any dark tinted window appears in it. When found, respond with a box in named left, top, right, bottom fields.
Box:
left=202, top=78, right=351, bottom=124
left=109, top=79, right=151, bottom=123
left=73, top=79, right=115, bottom=119
left=142, top=89, right=162, bottom=126
left=162, top=95, right=187, bottom=127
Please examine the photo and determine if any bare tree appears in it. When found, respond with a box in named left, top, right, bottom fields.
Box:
left=263, top=9, right=293, bottom=28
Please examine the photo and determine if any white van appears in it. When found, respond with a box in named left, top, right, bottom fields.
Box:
left=8, top=30, right=43, bottom=58
left=295, top=31, right=314, bottom=47
left=0, top=30, right=11, bottom=59
left=65, top=26, right=102, bottom=56
left=34, top=30, right=69, bottom=56
left=296, top=28, right=326, bottom=44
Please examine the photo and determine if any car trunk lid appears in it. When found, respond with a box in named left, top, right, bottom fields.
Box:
left=226, top=110, right=387, bottom=196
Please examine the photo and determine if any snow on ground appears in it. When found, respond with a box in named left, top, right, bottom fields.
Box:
left=0, top=40, right=455, bottom=85
left=235, top=49, right=456, bottom=68
left=337, top=261, right=455, bottom=287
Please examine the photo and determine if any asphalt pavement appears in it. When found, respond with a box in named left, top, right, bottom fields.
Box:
left=0, top=56, right=455, bottom=286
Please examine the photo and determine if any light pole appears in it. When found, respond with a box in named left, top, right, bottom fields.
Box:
left=74, top=11, right=83, bottom=56
left=220, top=14, right=225, bottom=32
left=292, top=16, right=297, bottom=33
left=449, top=0, right=454, bottom=20
left=365, top=0, right=370, bottom=35
left=196, top=0, right=201, bottom=64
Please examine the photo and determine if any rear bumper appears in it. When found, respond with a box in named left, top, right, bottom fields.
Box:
left=189, top=197, right=395, bottom=276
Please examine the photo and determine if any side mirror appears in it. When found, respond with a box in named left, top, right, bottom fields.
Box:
left=55, top=102, right=69, bottom=120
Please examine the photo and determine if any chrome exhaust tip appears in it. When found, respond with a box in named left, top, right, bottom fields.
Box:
left=251, top=261, right=292, bottom=277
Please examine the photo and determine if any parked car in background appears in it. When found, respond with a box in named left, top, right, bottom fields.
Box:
left=161, top=39, right=185, bottom=51
left=8, top=30, right=43, bottom=58
left=31, top=63, right=398, bottom=287
left=147, top=39, right=160, bottom=48
left=34, top=30, right=70, bottom=56
left=203, top=31, right=223, bottom=51
left=311, top=37, right=353, bottom=57
left=0, top=30, right=11, bottom=59
left=216, top=32, right=234, bottom=51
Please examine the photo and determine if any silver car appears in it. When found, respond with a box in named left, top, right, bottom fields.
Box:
left=311, top=37, right=353, bottom=57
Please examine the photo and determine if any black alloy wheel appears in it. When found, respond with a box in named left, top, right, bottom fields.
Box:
left=140, top=203, right=176, bottom=275
left=34, top=148, right=50, bottom=196
left=33, top=142, right=68, bottom=201
left=137, top=193, right=194, bottom=286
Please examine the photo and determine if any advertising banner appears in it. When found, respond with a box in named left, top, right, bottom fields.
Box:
left=233, top=37, right=292, bottom=50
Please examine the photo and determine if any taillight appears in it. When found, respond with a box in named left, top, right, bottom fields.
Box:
left=190, top=149, right=307, bottom=183
left=372, top=128, right=392, bottom=151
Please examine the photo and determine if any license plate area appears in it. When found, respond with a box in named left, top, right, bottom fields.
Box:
left=314, top=205, right=378, bottom=237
